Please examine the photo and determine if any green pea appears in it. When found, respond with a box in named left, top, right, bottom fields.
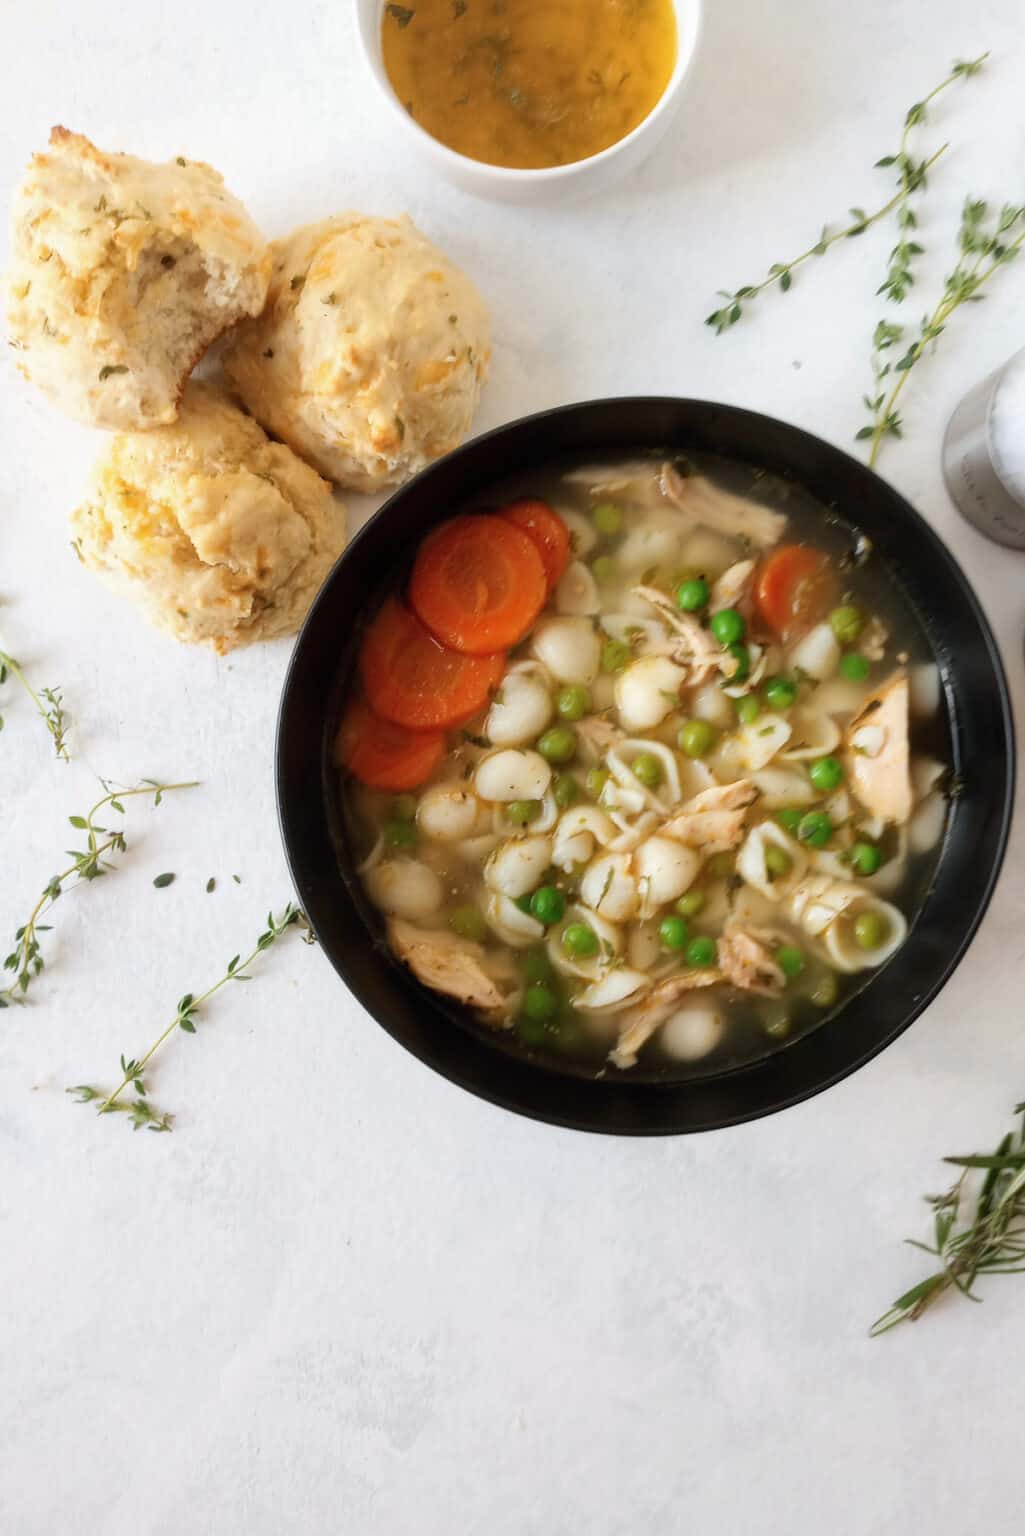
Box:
left=797, top=810, right=833, bottom=848
left=523, top=983, right=557, bottom=1023
left=659, top=915, right=690, bottom=951
left=601, top=639, right=631, bottom=673
left=685, top=935, right=717, bottom=968
left=675, top=889, right=705, bottom=918
left=521, top=946, right=554, bottom=986
left=518, top=1013, right=547, bottom=1045
left=557, top=684, right=591, bottom=722
left=562, top=922, right=599, bottom=958
left=507, top=799, right=541, bottom=826
left=384, top=819, right=417, bottom=850
left=775, top=944, right=805, bottom=979
left=631, top=752, right=663, bottom=788
left=764, top=675, right=798, bottom=711
left=553, top=773, right=579, bottom=809
left=592, top=501, right=623, bottom=536
left=829, top=604, right=863, bottom=645
left=764, top=1013, right=791, bottom=1039
left=764, top=845, right=792, bottom=879
left=735, top=695, right=760, bottom=725
left=854, top=910, right=890, bottom=950
left=775, top=807, right=803, bottom=833
left=391, top=794, right=418, bottom=821
left=530, top=886, right=566, bottom=926
left=710, top=608, right=745, bottom=646
left=537, top=725, right=577, bottom=764
left=514, top=894, right=534, bottom=914
left=675, top=577, right=709, bottom=612
left=586, top=767, right=609, bottom=798
left=591, top=554, right=618, bottom=585
left=850, top=840, right=883, bottom=877
left=448, top=905, right=488, bottom=943
left=810, top=972, right=839, bottom=1009
left=809, top=755, right=843, bottom=792
left=678, top=718, right=716, bottom=758
left=725, top=642, right=750, bottom=683
left=705, top=852, right=734, bottom=879
left=839, top=652, right=870, bottom=682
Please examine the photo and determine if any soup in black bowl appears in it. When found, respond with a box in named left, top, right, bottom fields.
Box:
left=276, top=399, right=1013, bottom=1134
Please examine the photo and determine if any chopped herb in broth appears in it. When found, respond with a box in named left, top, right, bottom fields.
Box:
left=338, top=455, right=949, bottom=1081
left=380, top=0, right=678, bottom=170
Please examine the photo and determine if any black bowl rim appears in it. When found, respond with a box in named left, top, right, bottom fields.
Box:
left=276, top=396, right=1015, bottom=1135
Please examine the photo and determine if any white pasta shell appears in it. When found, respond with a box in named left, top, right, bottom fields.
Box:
left=617, top=516, right=681, bottom=571
left=821, top=894, right=907, bottom=973
left=864, top=831, right=908, bottom=895
left=606, top=739, right=683, bottom=810
left=574, top=968, right=652, bottom=1012
left=581, top=853, right=640, bottom=922
left=485, top=835, right=554, bottom=899
left=721, top=641, right=769, bottom=699
left=547, top=903, right=622, bottom=980
left=681, top=526, right=742, bottom=579
left=494, top=789, right=559, bottom=836
left=627, top=921, right=663, bottom=971
left=485, top=670, right=553, bottom=747
left=485, top=892, right=545, bottom=948
left=474, top=749, right=552, bottom=803
left=417, top=783, right=484, bottom=842
left=600, top=779, right=649, bottom=817
left=558, top=507, right=598, bottom=558
left=824, top=788, right=852, bottom=826
left=779, top=708, right=841, bottom=761
left=661, top=997, right=726, bottom=1061
left=909, top=792, right=947, bottom=855
left=601, top=613, right=671, bottom=657
left=634, top=836, right=703, bottom=918
left=910, top=756, right=946, bottom=803
left=787, top=621, right=841, bottom=681
left=750, top=765, right=817, bottom=808
left=531, top=616, right=601, bottom=684
left=736, top=822, right=807, bottom=901
left=691, top=681, right=736, bottom=729
left=814, top=677, right=873, bottom=718
left=357, top=832, right=385, bottom=875
left=787, top=876, right=858, bottom=936
left=552, top=805, right=616, bottom=870
left=364, top=859, right=444, bottom=921
left=556, top=560, right=600, bottom=616
left=453, top=832, right=501, bottom=863
left=735, top=716, right=793, bottom=771
left=607, top=809, right=660, bottom=853
left=614, top=655, right=687, bottom=731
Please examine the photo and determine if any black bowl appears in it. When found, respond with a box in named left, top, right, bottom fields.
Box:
left=276, top=398, right=1014, bottom=1135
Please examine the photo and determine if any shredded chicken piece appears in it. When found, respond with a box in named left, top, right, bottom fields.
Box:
left=388, top=919, right=513, bottom=1024
left=564, top=460, right=690, bottom=511
left=717, top=925, right=786, bottom=997
left=662, top=779, right=759, bottom=854
left=633, top=585, right=722, bottom=684
left=710, top=559, right=757, bottom=614
left=575, top=713, right=626, bottom=762
left=661, top=467, right=787, bottom=549
left=844, top=671, right=911, bottom=825
left=609, top=969, right=722, bottom=1068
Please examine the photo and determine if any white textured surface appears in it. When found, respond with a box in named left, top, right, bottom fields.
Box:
left=3, top=2, right=1025, bottom=1532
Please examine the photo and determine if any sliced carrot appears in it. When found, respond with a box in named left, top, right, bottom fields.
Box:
left=500, top=499, right=570, bottom=590
left=338, top=696, right=444, bottom=791
left=409, top=514, right=548, bottom=654
left=754, top=545, right=838, bottom=636
left=361, top=596, right=505, bottom=729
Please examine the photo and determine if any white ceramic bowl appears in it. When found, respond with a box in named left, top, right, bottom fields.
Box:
left=354, top=0, right=702, bottom=204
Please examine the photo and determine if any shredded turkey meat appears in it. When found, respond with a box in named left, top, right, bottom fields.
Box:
left=717, top=925, right=786, bottom=997
left=661, top=467, right=787, bottom=549
left=710, top=559, right=757, bottom=614
left=633, top=585, right=723, bottom=684
left=609, top=970, right=722, bottom=1069
left=575, top=714, right=626, bottom=762
left=388, top=919, right=513, bottom=1024
left=662, top=779, right=759, bottom=854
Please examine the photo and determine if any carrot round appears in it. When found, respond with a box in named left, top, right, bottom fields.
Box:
left=754, top=545, right=838, bottom=636
left=338, top=696, right=445, bottom=791
left=361, top=596, right=505, bottom=729
left=500, top=499, right=570, bottom=590
left=409, top=514, right=548, bottom=654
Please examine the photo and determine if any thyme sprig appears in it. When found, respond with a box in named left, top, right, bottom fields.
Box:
left=705, top=54, right=987, bottom=334
left=872, top=1098, right=1025, bottom=1335
left=859, top=198, right=1025, bottom=464
left=0, top=648, right=70, bottom=760
left=1, top=778, right=199, bottom=1006
left=68, top=902, right=314, bottom=1132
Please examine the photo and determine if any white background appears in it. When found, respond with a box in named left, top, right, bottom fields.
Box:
left=3, top=1, right=1025, bottom=1531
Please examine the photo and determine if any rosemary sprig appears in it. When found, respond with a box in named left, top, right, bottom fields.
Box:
left=705, top=53, right=987, bottom=333
left=68, top=902, right=314, bottom=1131
left=858, top=198, right=1025, bottom=464
left=872, top=1099, right=1025, bottom=1335
left=0, top=648, right=70, bottom=760
left=1, top=778, right=199, bottom=1006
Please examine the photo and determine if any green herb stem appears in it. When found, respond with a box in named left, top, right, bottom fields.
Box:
left=0, top=648, right=70, bottom=760
left=1, top=779, right=198, bottom=1006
